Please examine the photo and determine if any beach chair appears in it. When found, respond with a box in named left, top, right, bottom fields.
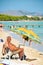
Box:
left=6, top=44, right=25, bottom=60
left=1, top=49, right=19, bottom=60
left=10, top=50, right=20, bottom=59
left=1, top=45, right=20, bottom=59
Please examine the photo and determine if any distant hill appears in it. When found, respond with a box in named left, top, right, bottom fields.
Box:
left=0, top=10, right=43, bottom=16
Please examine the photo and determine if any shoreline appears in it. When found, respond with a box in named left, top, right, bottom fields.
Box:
left=0, top=20, right=43, bottom=22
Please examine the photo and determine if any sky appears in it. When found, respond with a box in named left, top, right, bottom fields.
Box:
left=0, top=0, right=43, bottom=14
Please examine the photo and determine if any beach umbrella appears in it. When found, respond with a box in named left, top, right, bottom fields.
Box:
left=10, top=27, right=41, bottom=44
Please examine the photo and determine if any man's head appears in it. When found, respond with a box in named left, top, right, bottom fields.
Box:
left=7, top=36, right=11, bottom=43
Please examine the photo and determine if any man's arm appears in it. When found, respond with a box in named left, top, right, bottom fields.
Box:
left=2, top=44, right=5, bottom=55
left=8, top=43, right=19, bottom=51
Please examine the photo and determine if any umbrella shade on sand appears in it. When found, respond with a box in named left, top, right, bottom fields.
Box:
left=10, top=27, right=41, bottom=44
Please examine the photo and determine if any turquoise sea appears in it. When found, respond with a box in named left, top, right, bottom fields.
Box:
left=0, top=21, right=43, bottom=52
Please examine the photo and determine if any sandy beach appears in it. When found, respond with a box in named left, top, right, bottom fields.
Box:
left=0, top=29, right=43, bottom=65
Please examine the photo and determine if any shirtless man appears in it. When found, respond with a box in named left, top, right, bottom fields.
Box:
left=2, top=36, right=24, bottom=60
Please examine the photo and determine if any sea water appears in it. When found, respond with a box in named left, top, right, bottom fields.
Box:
left=0, top=21, right=43, bottom=52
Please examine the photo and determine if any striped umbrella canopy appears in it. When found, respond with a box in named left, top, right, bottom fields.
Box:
left=10, top=27, right=41, bottom=44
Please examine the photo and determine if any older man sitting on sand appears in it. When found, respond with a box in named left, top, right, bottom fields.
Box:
left=2, top=36, right=26, bottom=60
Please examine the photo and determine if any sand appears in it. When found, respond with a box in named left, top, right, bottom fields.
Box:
left=0, top=29, right=43, bottom=65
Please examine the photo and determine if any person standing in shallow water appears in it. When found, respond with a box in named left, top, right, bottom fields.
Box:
left=0, top=24, right=3, bottom=31
left=2, top=36, right=25, bottom=60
